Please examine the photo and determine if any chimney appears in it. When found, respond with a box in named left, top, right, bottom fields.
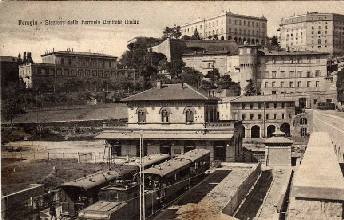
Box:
left=156, top=81, right=162, bottom=88
left=23, top=52, right=27, bottom=64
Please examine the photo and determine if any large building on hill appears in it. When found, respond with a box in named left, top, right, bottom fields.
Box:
left=19, top=49, right=118, bottom=89
left=278, top=12, right=344, bottom=55
left=180, top=10, right=267, bottom=45
left=96, top=82, right=244, bottom=162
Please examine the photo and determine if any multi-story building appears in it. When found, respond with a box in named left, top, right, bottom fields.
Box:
left=257, top=49, right=337, bottom=106
left=278, top=12, right=344, bottom=55
left=181, top=44, right=336, bottom=104
left=96, top=82, right=243, bottom=162
left=19, top=49, right=118, bottom=89
left=229, top=95, right=295, bottom=139
left=180, top=10, right=267, bottom=45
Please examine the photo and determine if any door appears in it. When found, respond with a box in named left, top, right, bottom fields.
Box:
left=214, top=146, right=226, bottom=161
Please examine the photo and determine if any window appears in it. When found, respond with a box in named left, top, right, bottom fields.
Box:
left=274, top=114, right=277, bottom=119
left=161, top=109, right=170, bottom=123
left=301, top=127, right=307, bottom=137
left=307, top=81, right=311, bottom=87
left=316, top=81, right=319, bottom=87
left=266, top=114, right=269, bottom=119
left=282, top=113, right=285, bottom=119
left=272, top=81, right=276, bottom=87
left=242, top=114, right=246, bottom=120
left=273, top=103, right=277, bottom=108
left=289, top=81, right=294, bottom=87
left=300, top=118, right=308, bottom=125
left=315, top=70, right=320, bottom=77
left=242, top=103, right=246, bottom=109
left=265, top=82, right=268, bottom=88
left=250, top=103, right=254, bottom=109
left=297, top=81, right=301, bottom=87
left=258, top=103, right=262, bottom=109
left=137, top=109, right=146, bottom=123
left=280, top=82, right=285, bottom=87
left=282, top=103, right=285, bottom=108
left=258, top=114, right=262, bottom=119
left=272, top=71, right=277, bottom=78
left=307, top=71, right=311, bottom=78
left=280, top=71, right=285, bottom=78
left=250, top=114, right=254, bottom=120
left=185, top=109, right=194, bottom=123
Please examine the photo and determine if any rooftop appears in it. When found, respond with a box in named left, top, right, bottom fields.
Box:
left=142, top=149, right=210, bottom=177
left=41, top=50, right=117, bottom=59
left=259, top=49, right=329, bottom=56
left=229, top=95, right=295, bottom=103
left=121, top=83, right=218, bottom=102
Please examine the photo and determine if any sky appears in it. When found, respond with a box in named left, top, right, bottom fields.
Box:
left=1, top=1, right=344, bottom=62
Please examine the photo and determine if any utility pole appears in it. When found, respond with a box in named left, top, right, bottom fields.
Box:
left=139, top=131, right=145, bottom=220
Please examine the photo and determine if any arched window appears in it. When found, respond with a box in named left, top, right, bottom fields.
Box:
left=137, top=108, right=146, bottom=123
left=160, top=108, right=171, bottom=123
left=184, top=107, right=195, bottom=124
left=185, top=109, right=194, bottom=123
left=301, top=127, right=307, bottom=137
left=300, top=118, right=307, bottom=125
left=267, top=125, right=276, bottom=138
left=251, top=125, right=260, bottom=138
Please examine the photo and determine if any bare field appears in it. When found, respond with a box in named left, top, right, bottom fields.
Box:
left=1, top=158, right=108, bottom=195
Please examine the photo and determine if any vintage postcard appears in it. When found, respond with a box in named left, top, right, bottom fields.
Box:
left=1, top=1, right=344, bottom=220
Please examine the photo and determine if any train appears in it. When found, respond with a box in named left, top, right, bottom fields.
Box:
left=78, top=149, right=211, bottom=220
left=59, top=154, right=170, bottom=218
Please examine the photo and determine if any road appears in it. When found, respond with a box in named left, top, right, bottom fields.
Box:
left=312, top=110, right=344, bottom=163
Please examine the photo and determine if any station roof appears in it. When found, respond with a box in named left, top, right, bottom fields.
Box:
left=292, top=132, right=344, bottom=201
left=122, top=83, right=217, bottom=102
left=96, top=130, right=234, bottom=141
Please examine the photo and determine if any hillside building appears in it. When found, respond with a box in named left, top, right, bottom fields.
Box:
left=19, top=49, right=118, bottom=89
left=278, top=12, right=344, bottom=55
left=180, top=10, right=267, bottom=45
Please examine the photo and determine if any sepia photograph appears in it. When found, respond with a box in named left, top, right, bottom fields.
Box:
left=1, top=1, right=344, bottom=219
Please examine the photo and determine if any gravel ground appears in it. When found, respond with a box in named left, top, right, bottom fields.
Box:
left=256, top=168, right=292, bottom=220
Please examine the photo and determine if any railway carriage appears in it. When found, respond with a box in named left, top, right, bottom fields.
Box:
left=59, top=154, right=169, bottom=218
left=77, top=149, right=210, bottom=220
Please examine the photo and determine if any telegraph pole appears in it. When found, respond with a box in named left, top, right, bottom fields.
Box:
left=139, top=131, right=145, bottom=220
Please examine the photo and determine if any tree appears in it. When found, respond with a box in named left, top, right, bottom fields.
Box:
left=191, top=28, right=201, bottom=40
left=271, top=36, right=279, bottom=47
left=205, top=68, right=220, bottom=82
left=217, top=75, right=233, bottom=89
left=244, top=79, right=258, bottom=96
left=182, top=35, right=192, bottom=40
left=180, top=67, right=203, bottom=88
left=162, top=26, right=182, bottom=40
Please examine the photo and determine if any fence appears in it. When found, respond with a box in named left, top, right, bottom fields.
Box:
left=2, top=151, right=108, bottom=163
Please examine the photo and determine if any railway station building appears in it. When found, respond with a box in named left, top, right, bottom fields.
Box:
left=96, top=82, right=244, bottom=162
